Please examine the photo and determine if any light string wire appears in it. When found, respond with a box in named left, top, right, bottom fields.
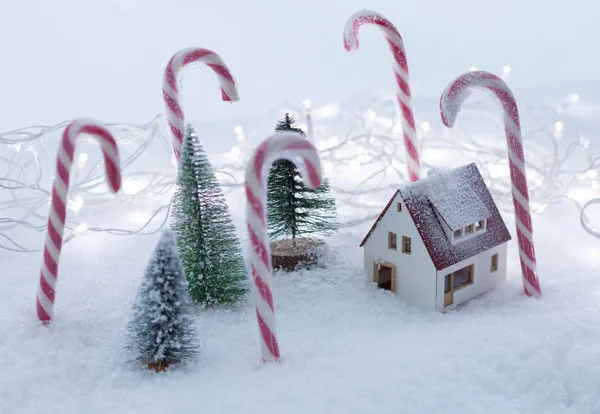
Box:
left=0, top=85, right=598, bottom=253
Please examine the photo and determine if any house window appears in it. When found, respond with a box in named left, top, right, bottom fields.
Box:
left=454, top=229, right=462, bottom=239
left=465, top=224, right=474, bottom=235
left=444, top=264, right=474, bottom=293
left=402, top=236, right=411, bottom=255
left=475, top=220, right=485, bottom=231
left=397, top=202, right=402, bottom=212
left=491, top=254, right=498, bottom=272
left=388, top=232, right=397, bottom=250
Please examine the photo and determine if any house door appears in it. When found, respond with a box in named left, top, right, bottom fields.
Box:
left=373, top=262, right=396, bottom=293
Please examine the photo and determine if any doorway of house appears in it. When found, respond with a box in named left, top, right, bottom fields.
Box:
left=374, top=262, right=396, bottom=293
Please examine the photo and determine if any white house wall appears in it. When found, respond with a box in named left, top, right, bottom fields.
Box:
left=435, top=241, right=508, bottom=311
left=363, top=194, right=437, bottom=311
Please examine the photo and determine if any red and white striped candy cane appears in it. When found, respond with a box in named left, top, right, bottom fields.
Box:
left=36, top=119, right=122, bottom=323
left=245, top=131, right=322, bottom=362
left=440, top=70, right=541, bottom=297
left=163, top=47, right=240, bottom=160
left=344, top=9, right=420, bottom=182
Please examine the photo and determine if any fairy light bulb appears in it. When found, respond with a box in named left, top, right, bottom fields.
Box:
left=77, top=152, right=88, bottom=168
left=469, top=66, right=478, bottom=72
left=366, top=110, right=377, bottom=122
left=303, top=99, right=312, bottom=114
left=392, top=123, right=403, bottom=134
left=73, top=222, right=88, bottom=236
left=230, top=146, right=241, bottom=160
left=554, top=121, right=564, bottom=139
left=234, top=126, right=245, bottom=145
left=502, top=65, right=511, bottom=82
left=68, top=196, right=84, bottom=213
left=587, top=169, right=598, bottom=179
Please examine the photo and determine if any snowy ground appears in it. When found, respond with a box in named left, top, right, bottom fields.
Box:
left=2, top=177, right=600, bottom=413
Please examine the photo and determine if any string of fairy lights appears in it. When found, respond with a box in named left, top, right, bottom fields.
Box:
left=1, top=67, right=599, bottom=253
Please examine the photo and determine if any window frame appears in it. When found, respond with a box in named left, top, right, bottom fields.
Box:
left=388, top=232, right=397, bottom=250
left=465, top=224, right=474, bottom=235
left=475, top=219, right=485, bottom=231
left=402, top=235, right=412, bottom=255
left=444, top=264, right=475, bottom=294
left=490, top=254, right=499, bottom=272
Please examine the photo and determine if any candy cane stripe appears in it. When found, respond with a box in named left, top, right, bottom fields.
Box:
left=344, top=9, right=420, bottom=182
left=440, top=70, right=541, bottom=297
left=245, top=131, right=323, bottom=362
left=162, top=47, right=240, bottom=161
left=36, top=119, right=122, bottom=323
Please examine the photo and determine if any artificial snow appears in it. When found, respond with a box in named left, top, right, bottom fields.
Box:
left=1, top=193, right=600, bottom=413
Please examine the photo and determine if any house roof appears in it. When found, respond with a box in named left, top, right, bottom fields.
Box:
left=359, top=163, right=512, bottom=271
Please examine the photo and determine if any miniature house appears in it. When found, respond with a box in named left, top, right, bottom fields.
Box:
left=360, top=163, right=511, bottom=311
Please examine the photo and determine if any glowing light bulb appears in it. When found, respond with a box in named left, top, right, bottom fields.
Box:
left=73, top=222, right=88, bottom=236
left=8, top=143, right=21, bottom=152
left=366, top=110, right=377, bottom=122
left=380, top=118, right=393, bottom=129
left=581, top=136, right=590, bottom=149
left=587, top=169, right=598, bottom=179
left=323, top=161, right=334, bottom=175
left=554, top=121, right=564, bottom=138
left=68, top=196, right=84, bottom=213
left=328, top=136, right=340, bottom=147
left=230, top=146, right=241, bottom=160
left=392, top=123, right=403, bottom=134
left=420, top=121, right=431, bottom=134
left=567, top=94, right=579, bottom=104
left=593, top=181, right=600, bottom=191
left=77, top=152, right=88, bottom=168
left=234, top=126, right=243, bottom=135
left=469, top=66, right=478, bottom=72
left=303, top=99, right=312, bottom=110
left=502, top=65, right=511, bottom=81
left=123, top=178, right=145, bottom=196
left=348, top=160, right=360, bottom=170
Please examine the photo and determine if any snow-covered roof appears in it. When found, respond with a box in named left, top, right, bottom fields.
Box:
left=359, top=163, right=511, bottom=271
left=427, top=178, right=490, bottom=231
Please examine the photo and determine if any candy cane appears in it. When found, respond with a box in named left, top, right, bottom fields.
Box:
left=163, top=47, right=240, bottom=160
left=36, top=119, right=122, bottom=323
left=344, top=9, right=420, bottom=182
left=440, top=70, right=541, bottom=297
left=245, top=131, right=323, bottom=362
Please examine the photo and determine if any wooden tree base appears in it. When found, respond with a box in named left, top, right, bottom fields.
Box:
left=270, top=237, right=327, bottom=271
left=146, top=360, right=173, bottom=372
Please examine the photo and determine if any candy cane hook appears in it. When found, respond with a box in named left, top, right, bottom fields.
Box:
left=344, top=9, right=420, bottom=182
left=163, top=47, right=240, bottom=160
left=36, top=119, right=122, bottom=323
left=440, top=70, right=541, bottom=297
left=245, top=131, right=323, bottom=362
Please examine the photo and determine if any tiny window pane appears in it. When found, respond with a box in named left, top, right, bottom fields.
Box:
left=454, top=229, right=463, bottom=238
left=397, top=202, right=402, bottom=212
left=491, top=254, right=499, bottom=272
left=388, top=232, right=397, bottom=250
left=475, top=220, right=485, bottom=231
left=402, top=236, right=411, bottom=254
left=444, top=274, right=451, bottom=293
left=465, top=224, right=474, bottom=235
left=452, top=265, right=473, bottom=289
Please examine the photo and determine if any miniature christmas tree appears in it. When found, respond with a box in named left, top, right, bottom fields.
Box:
left=267, top=113, right=338, bottom=247
left=126, top=229, right=199, bottom=372
left=170, top=124, right=248, bottom=306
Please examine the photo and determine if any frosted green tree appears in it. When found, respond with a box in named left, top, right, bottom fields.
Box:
left=267, top=113, right=338, bottom=246
left=170, top=124, right=248, bottom=306
left=125, top=229, right=199, bottom=371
